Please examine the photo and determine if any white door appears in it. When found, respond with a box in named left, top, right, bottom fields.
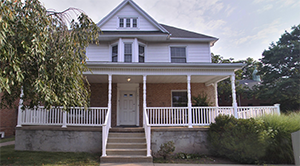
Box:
left=119, top=91, right=137, bottom=125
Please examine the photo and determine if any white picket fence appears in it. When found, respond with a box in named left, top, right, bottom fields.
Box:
left=146, top=105, right=280, bottom=126
left=19, top=107, right=108, bottom=127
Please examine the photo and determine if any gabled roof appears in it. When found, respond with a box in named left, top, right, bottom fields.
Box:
left=97, top=0, right=168, bottom=33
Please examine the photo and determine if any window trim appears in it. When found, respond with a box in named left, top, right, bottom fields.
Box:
left=171, top=90, right=188, bottom=107
left=118, top=16, right=139, bottom=29
left=169, top=46, right=187, bottom=63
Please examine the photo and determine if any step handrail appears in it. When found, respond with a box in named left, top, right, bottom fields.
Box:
left=143, top=107, right=151, bottom=157
left=102, top=106, right=111, bottom=157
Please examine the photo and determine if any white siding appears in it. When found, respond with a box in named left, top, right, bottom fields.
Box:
left=100, top=4, right=159, bottom=31
left=86, top=44, right=110, bottom=61
left=187, top=43, right=211, bottom=63
left=146, top=42, right=211, bottom=63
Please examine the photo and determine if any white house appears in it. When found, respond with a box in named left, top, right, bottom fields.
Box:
left=15, top=0, right=280, bottom=163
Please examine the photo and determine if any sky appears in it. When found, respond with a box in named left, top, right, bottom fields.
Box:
left=39, top=0, right=300, bottom=61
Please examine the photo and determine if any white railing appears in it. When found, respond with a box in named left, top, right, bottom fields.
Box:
left=19, top=106, right=108, bottom=127
left=143, top=107, right=151, bottom=157
left=237, top=105, right=280, bottom=119
left=146, top=105, right=280, bottom=126
left=147, top=107, right=188, bottom=126
left=101, top=107, right=111, bottom=157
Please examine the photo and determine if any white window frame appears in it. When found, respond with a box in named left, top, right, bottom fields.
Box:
left=138, top=43, right=146, bottom=63
left=169, top=46, right=188, bottom=63
left=171, top=90, right=188, bottom=107
left=124, top=42, right=133, bottom=63
left=111, top=44, right=118, bottom=62
left=118, top=16, right=139, bottom=29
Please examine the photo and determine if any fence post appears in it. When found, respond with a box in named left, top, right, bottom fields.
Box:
left=16, top=88, right=24, bottom=127
left=62, top=111, right=67, bottom=128
left=230, top=75, right=238, bottom=118
left=274, top=104, right=280, bottom=115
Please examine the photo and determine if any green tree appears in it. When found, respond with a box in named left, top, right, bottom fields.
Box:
left=0, top=0, right=100, bottom=110
left=258, top=25, right=300, bottom=111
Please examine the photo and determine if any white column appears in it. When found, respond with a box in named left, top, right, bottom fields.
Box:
left=214, top=82, right=219, bottom=107
left=118, top=38, right=123, bottom=62
left=16, top=88, right=24, bottom=127
left=143, top=75, right=147, bottom=126
left=274, top=104, right=280, bottom=115
left=133, top=38, right=139, bottom=62
left=187, top=75, right=192, bottom=128
left=231, top=75, right=238, bottom=118
left=108, top=74, right=112, bottom=128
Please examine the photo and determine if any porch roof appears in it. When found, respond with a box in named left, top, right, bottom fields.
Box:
left=84, top=62, right=244, bottom=85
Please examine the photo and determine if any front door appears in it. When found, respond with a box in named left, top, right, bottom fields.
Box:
left=119, top=91, right=137, bottom=125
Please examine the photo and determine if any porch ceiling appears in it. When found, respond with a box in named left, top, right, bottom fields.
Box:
left=86, top=75, right=228, bottom=84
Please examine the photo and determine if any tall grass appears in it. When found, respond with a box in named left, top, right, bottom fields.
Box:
left=258, top=112, right=300, bottom=164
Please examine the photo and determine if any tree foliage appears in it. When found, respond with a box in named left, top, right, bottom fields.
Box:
left=0, top=0, right=101, bottom=110
left=211, top=54, right=261, bottom=104
left=258, top=25, right=300, bottom=111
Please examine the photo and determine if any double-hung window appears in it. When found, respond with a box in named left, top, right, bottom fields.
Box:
left=172, top=91, right=188, bottom=107
left=171, top=47, right=186, bottom=63
left=139, top=45, right=145, bottom=63
left=112, top=45, right=118, bottom=62
left=124, top=44, right=132, bottom=62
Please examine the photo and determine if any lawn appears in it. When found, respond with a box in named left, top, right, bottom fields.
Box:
left=0, top=137, right=15, bottom=143
left=0, top=145, right=100, bottom=166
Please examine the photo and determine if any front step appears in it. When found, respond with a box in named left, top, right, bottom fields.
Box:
left=100, top=128, right=152, bottom=163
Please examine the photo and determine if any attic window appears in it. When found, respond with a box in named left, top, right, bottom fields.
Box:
left=119, top=17, right=138, bottom=28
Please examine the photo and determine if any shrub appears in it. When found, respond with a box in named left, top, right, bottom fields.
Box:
left=208, top=115, right=268, bottom=164
left=258, top=112, right=300, bottom=164
left=192, top=93, right=212, bottom=106
left=157, top=141, right=175, bottom=159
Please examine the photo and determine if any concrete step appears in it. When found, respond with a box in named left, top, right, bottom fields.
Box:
left=107, top=143, right=146, bottom=149
left=109, top=132, right=145, bottom=137
left=100, top=155, right=153, bottom=163
left=106, top=149, right=147, bottom=156
left=108, top=137, right=146, bottom=143
left=110, top=127, right=144, bottom=133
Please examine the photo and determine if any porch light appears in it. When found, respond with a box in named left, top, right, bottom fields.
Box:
left=127, top=77, right=131, bottom=82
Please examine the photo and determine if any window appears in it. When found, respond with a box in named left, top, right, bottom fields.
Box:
left=133, top=18, right=137, bottom=27
left=119, top=17, right=138, bottom=28
left=139, top=45, right=145, bottom=63
left=119, top=18, right=124, bottom=27
left=124, top=44, right=132, bottom=62
left=126, top=18, right=130, bottom=27
left=172, top=91, right=187, bottom=107
left=171, top=47, right=186, bottom=63
left=112, top=45, right=118, bottom=62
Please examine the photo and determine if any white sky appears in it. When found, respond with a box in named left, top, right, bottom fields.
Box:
left=39, top=0, right=300, bottom=61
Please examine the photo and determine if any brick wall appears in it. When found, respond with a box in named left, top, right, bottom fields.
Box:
left=0, top=93, right=18, bottom=137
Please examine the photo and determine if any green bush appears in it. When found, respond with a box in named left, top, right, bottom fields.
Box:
left=157, top=141, right=175, bottom=159
left=258, top=112, right=300, bottom=164
left=208, top=115, right=268, bottom=164
left=208, top=112, right=300, bottom=164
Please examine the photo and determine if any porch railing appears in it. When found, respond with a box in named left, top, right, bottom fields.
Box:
left=101, top=106, right=111, bottom=157
left=146, top=105, right=280, bottom=126
left=143, top=107, right=151, bottom=157
left=19, top=106, right=108, bottom=127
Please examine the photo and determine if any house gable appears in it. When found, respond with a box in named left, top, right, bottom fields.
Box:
left=97, top=0, right=168, bottom=32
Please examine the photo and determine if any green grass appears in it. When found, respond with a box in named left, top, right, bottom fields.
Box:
left=0, top=145, right=100, bottom=166
left=0, top=137, right=15, bottom=143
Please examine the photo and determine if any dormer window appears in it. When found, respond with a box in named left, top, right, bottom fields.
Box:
left=119, top=17, right=138, bottom=28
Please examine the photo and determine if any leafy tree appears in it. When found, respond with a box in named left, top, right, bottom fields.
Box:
left=0, top=0, right=100, bottom=110
left=258, top=25, right=300, bottom=111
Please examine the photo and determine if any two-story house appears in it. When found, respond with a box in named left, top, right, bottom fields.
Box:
left=15, top=0, right=280, bottom=163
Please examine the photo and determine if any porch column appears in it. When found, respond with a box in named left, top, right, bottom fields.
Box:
left=187, top=75, right=192, bottom=128
left=16, top=88, right=24, bottom=127
left=143, top=75, right=147, bottom=126
left=108, top=74, right=112, bottom=127
left=230, top=75, right=238, bottom=118
left=214, top=82, right=219, bottom=107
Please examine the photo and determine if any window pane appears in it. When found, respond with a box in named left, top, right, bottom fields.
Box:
left=171, top=47, right=186, bottom=63
left=112, top=45, right=118, bottom=62
left=119, top=18, right=124, bottom=27
left=133, top=18, right=137, bottom=27
left=124, top=44, right=132, bottom=62
left=172, top=91, right=187, bottom=107
left=139, top=45, right=144, bottom=63
left=126, top=18, right=130, bottom=27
